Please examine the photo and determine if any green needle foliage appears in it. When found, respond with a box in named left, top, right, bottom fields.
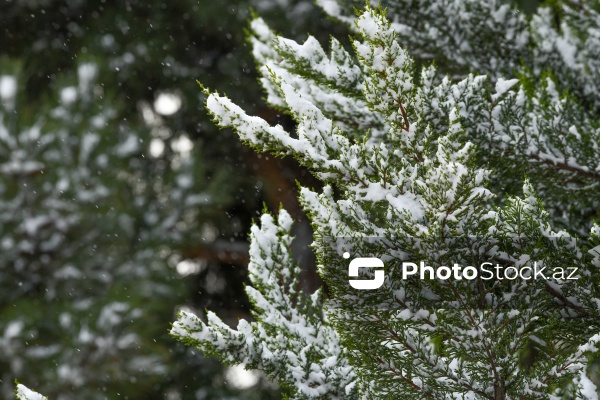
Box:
left=173, top=2, right=600, bottom=399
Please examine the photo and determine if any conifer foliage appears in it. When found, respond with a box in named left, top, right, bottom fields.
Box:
left=171, top=2, right=600, bottom=399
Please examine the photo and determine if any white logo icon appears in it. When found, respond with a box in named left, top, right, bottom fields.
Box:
left=347, top=255, right=384, bottom=290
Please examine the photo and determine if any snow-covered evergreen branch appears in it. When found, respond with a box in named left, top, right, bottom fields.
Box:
left=14, top=383, right=46, bottom=400
left=175, top=4, right=600, bottom=399
left=172, top=210, right=357, bottom=399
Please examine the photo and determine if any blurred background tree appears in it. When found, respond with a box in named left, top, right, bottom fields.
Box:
left=0, top=0, right=348, bottom=398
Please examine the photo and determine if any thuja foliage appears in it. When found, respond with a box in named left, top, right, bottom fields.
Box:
left=172, top=3, right=600, bottom=399
left=315, top=0, right=600, bottom=234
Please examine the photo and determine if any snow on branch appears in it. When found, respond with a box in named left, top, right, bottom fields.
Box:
left=172, top=210, right=357, bottom=399
left=181, top=4, right=600, bottom=398
left=15, top=384, right=47, bottom=400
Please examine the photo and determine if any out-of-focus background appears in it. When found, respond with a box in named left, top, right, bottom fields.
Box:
left=0, top=1, right=347, bottom=398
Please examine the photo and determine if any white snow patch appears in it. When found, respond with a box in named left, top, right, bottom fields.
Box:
left=154, top=92, right=182, bottom=116
left=5, top=320, right=24, bottom=339
left=149, top=138, right=165, bottom=157
left=171, top=134, right=193, bottom=155
left=0, top=75, right=17, bottom=110
left=578, top=369, right=599, bottom=400
left=556, top=36, right=577, bottom=68
left=15, top=384, right=47, bottom=400
left=78, top=63, right=98, bottom=92
left=225, top=364, right=260, bottom=389
left=60, top=87, right=77, bottom=105
left=492, top=78, right=519, bottom=101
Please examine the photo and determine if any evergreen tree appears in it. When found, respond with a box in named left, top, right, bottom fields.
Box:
left=173, top=3, right=600, bottom=399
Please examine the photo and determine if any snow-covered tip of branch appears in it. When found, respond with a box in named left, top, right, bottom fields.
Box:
left=15, top=384, right=47, bottom=400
